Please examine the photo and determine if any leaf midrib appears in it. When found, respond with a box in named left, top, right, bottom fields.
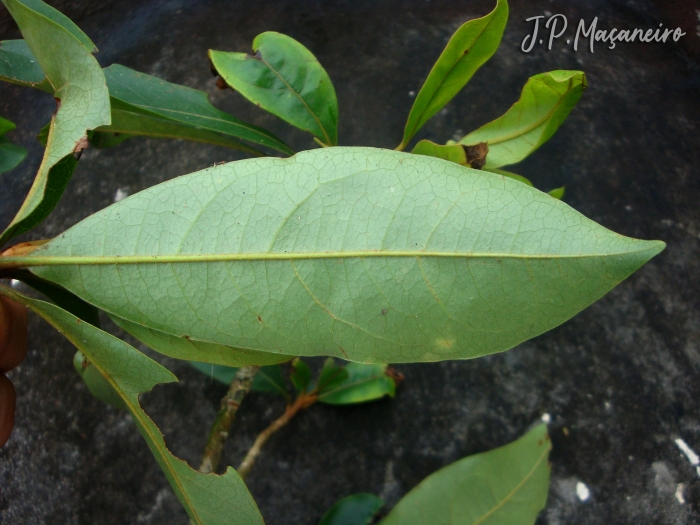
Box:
left=4, top=248, right=657, bottom=268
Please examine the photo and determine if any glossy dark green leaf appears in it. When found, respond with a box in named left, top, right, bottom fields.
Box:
left=548, top=186, right=565, bottom=200
left=0, top=0, right=110, bottom=245
left=73, top=350, right=126, bottom=409
left=319, top=493, right=384, bottom=525
left=6, top=268, right=100, bottom=326
left=315, top=358, right=348, bottom=394
left=0, top=116, right=26, bottom=174
left=399, top=0, right=508, bottom=149
left=111, top=314, right=291, bottom=367
left=210, top=32, right=338, bottom=146
left=12, top=148, right=665, bottom=364
left=318, top=363, right=395, bottom=405
left=0, top=286, right=263, bottom=525
left=381, top=424, right=551, bottom=525
left=460, top=71, right=586, bottom=168
left=0, top=39, right=51, bottom=90
left=99, top=64, right=292, bottom=155
left=291, top=358, right=312, bottom=392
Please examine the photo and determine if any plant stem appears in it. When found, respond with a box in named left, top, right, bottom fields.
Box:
left=198, top=365, right=260, bottom=474
left=237, top=392, right=317, bottom=480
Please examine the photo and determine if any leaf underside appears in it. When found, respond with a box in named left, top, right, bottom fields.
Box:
left=381, top=424, right=551, bottom=525
left=18, top=147, right=663, bottom=364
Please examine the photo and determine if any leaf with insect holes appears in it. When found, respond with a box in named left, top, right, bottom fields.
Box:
left=13, top=148, right=664, bottom=364
left=399, top=0, right=508, bottom=149
left=0, top=0, right=110, bottom=245
left=318, top=363, right=396, bottom=405
left=318, top=493, right=384, bottom=525
left=381, top=424, right=551, bottom=525
left=0, top=286, right=263, bottom=525
left=210, top=32, right=338, bottom=146
left=460, top=70, right=586, bottom=168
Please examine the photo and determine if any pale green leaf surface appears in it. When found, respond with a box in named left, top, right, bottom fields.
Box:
left=319, top=493, right=384, bottom=525
left=400, top=0, right=508, bottom=149
left=318, top=363, right=395, bottom=405
left=16, top=147, right=664, bottom=364
left=210, top=32, right=338, bottom=146
left=0, top=287, right=263, bottom=525
left=381, top=424, right=551, bottom=525
left=15, top=0, right=96, bottom=52
left=100, top=64, right=292, bottom=155
left=460, top=71, right=586, bottom=168
left=0, top=0, right=110, bottom=245
left=111, top=314, right=291, bottom=367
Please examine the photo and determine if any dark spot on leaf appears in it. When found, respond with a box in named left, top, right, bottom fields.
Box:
left=463, top=142, right=488, bottom=169
left=385, top=367, right=405, bottom=385
left=182, top=335, right=191, bottom=340
left=53, top=97, right=61, bottom=114
left=381, top=308, right=388, bottom=316
left=257, top=316, right=263, bottom=323
left=337, top=345, right=349, bottom=359
left=75, top=319, right=81, bottom=324
left=72, top=136, right=89, bottom=160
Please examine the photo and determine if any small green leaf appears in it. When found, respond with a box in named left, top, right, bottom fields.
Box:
left=548, top=186, right=565, bottom=200
left=318, top=363, right=396, bottom=405
left=16, top=148, right=664, bottom=364
left=189, top=363, right=289, bottom=398
left=291, top=358, right=312, bottom=392
left=210, top=32, right=338, bottom=146
left=460, top=71, right=586, bottom=168
left=319, top=493, right=384, bottom=525
left=73, top=350, right=126, bottom=409
left=6, top=268, right=100, bottom=326
left=411, top=140, right=467, bottom=165
left=0, top=116, right=26, bottom=173
left=399, top=0, right=508, bottom=149
left=111, top=314, right=291, bottom=367
left=482, top=166, right=533, bottom=186
left=100, top=64, right=292, bottom=155
left=0, top=39, right=53, bottom=91
left=381, top=424, right=551, bottom=525
left=315, top=358, right=349, bottom=393
left=0, top=286, right=264, bottom=525
left=0, top=0, right=110, bottom=245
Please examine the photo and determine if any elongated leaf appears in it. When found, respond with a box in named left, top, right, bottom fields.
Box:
left=0, top=0, right=110, bottom=245
left=381, top=424, right=551, bottom=525
left=460, top=71, right=586, bottom=168
left=319, top=494, right=384, bottom=525
left=291, top=358, right=312, bottom=392
left=0, top=116, right=26, bottom=173
left=190, top=363, right=288, bottom=398
left=210, top=32, right=338, bottom=146
left=318, top=363, right=395, bottom=405
left=8, top=148, right=664, bottom=364
left=111, top=314, right=291, bottom=367
left=0, top=286, right=263, bottom=525
left=399, top=0, right=508, bottom=149
left=412, top=140, right=467, bottom=165
left=100, top=64, right=292, bottom=155
left=0, top=39, right=52, bottom=91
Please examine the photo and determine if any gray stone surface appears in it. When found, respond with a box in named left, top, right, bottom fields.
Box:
left=1, top=0, right=699, bottom=523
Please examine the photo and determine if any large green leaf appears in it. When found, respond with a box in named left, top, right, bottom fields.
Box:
left=0, top=286, right=263, bottom=525
left=111, top=314, right=291, bottom=367
left=210, top=32, right=338, bottom=146
left=460, top=71, right=586, bottom=168
left=0, top=0, right=110, bottom=245
left=7, top=148, right=664, bottom=364
left=0, top=39, right=52, bottom=91
left=399, top=0, right=508, bottom=150
left=99, top=64, right=292, bottom=155
left=0, top=115, right=26, bottom=174
left=319, top=493, right=384, bottom=525
left=381, top=424, right=551, bottom=525
left=318, top=363, right=395, bottom=406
